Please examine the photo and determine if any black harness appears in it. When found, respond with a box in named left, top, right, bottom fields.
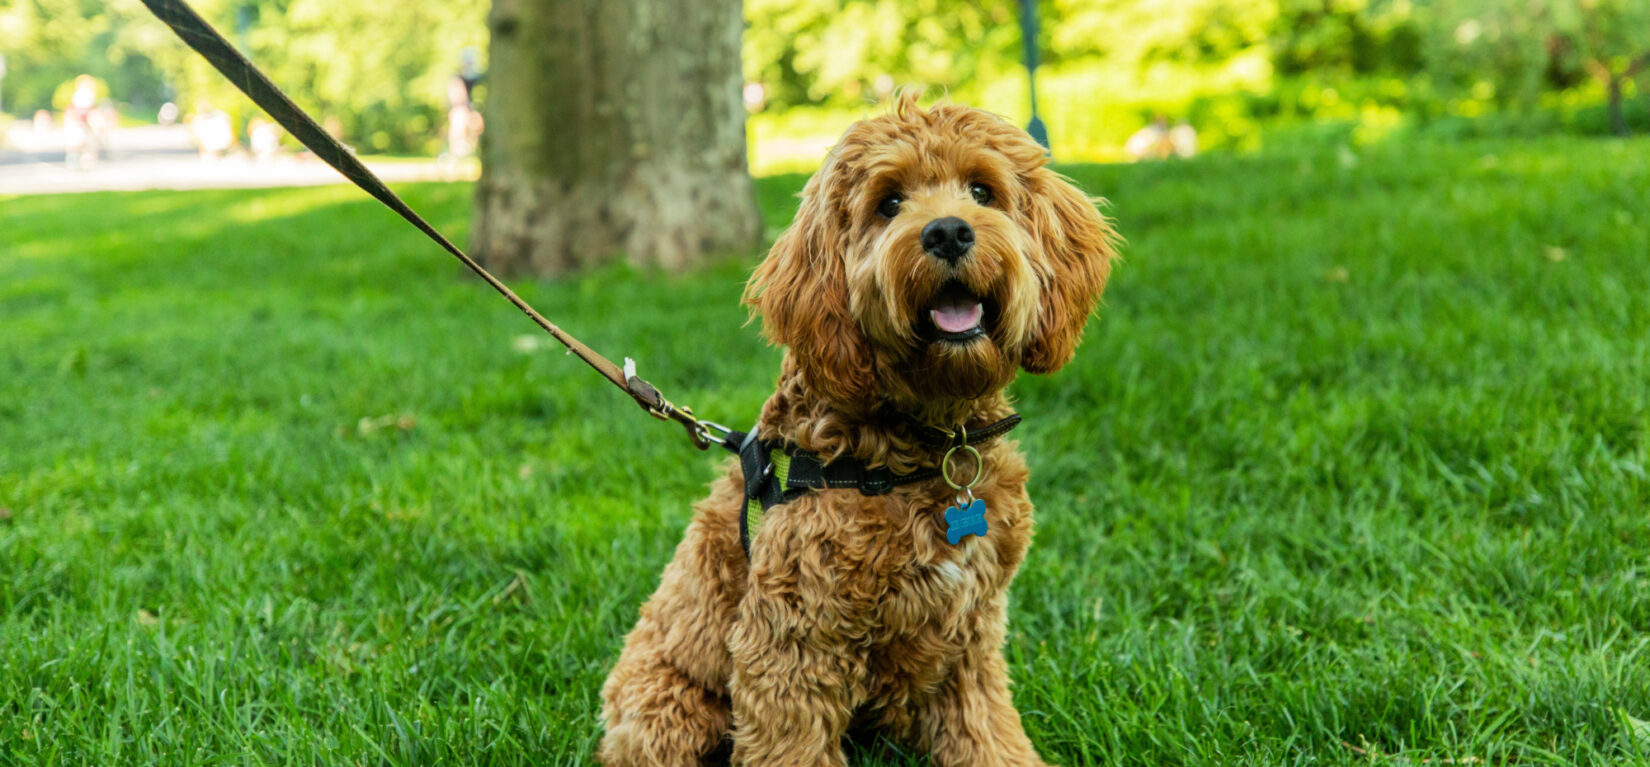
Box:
left=726, top=414, right=1022, bottom=557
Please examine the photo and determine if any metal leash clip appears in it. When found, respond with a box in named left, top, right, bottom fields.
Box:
left=685, top=410, right=734, bottom=451
left=625, top=358, right=733, bottom=451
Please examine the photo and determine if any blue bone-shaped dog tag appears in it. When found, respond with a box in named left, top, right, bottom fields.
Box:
left=944, top=498, right=988, bottom=544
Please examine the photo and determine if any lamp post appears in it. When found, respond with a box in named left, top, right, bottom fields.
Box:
left=1018, top=0, right=1049, bottom=151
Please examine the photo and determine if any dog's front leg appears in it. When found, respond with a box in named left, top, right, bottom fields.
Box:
left=914, top=625, right=1050, bottom=767
left=727, top=561, right=864, bottom=766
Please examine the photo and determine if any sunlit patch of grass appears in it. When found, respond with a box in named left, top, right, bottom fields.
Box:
left=218, top=184, right=365, bottom=225
left=2, top=134, right=1648, bottom=765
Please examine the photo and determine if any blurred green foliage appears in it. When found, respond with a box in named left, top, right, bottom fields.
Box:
left=0, top=0, right=169, bottom=115
left=0, top=0, right=484, bottom=153
left=743, top=0, right=1648, bottom=165
left=1, top=0, right=1645, bottom=156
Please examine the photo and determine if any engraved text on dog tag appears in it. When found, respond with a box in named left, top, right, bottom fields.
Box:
left=944, top=498, right=988, bottom=544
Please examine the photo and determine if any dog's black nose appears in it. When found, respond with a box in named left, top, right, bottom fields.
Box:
left=921, top=217, right=974, bottom=264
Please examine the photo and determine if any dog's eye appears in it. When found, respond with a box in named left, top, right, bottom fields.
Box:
left=877, top=194, right=904, bottom=219
left=969, top=183, right=994, bottom=206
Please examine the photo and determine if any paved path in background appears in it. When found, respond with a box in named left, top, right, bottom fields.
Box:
left=0, top=123, right=474, bottom=197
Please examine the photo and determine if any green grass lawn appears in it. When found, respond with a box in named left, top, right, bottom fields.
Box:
left=3, top=136, right=1649, bottom=765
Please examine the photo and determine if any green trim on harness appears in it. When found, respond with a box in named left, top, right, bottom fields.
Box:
left=770, top=449, right=793, bottom=488
left=743, top=448, right=790, bottom=547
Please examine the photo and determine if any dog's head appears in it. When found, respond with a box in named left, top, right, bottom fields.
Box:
left=746, top=96, right=1117, bottom=415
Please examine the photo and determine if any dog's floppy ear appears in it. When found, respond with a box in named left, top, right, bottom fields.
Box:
left=1020, top=169, right=1117, bottom=374
left=744, top=173, right=876, bottom=407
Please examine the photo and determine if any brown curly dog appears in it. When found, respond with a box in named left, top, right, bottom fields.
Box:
left=599, top=95, right=1117, bottom=767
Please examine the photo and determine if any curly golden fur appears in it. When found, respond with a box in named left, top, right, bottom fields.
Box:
left=599, top=95, right=1117, bottom=767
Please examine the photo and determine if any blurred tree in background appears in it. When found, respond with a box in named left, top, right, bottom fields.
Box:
left=0, top=0, right=483, bottom=153
left=742, top=0, right=1025, bottom=106
left=1425, top=0, right=1649, bottom=134
left=1555, top=0, right=1650, bottom=135
left=0, top=0, right=171, bottom=115
left=471, top=0, right=760, bottom=275
left=1271, top=0, right=1424, bottom=76
left=244, top=0, right=487, bottom=153
left=1, top=0, right=1645, bottom=156
left=1425, top=0, right=1554, bottom=111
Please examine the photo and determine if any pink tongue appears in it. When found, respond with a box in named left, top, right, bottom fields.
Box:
left=930, top=302, right=983, bottom=334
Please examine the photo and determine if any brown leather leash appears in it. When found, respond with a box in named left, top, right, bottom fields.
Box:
left=137, top=0, right=737, bottom=453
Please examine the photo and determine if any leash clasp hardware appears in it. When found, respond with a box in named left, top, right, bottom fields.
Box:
left=688, top=416, right=734, bottom=451
left=625, top=357, right=731, bottom=451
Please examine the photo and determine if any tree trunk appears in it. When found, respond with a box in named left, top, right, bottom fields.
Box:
left=1586, top=55, right=1641, bottom=138
left=473, top=0, right=761, bottom=275
left=1607, top=75, right=1627, bottom=136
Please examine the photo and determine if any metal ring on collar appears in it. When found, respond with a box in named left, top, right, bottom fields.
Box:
left=941, top=443, right=983, bottom=491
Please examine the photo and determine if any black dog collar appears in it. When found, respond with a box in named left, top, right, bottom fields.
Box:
left=730, top=413, right=1022, bottom=558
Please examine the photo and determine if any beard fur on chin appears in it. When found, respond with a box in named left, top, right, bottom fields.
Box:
left=907, top=337, right=1017, bottom=401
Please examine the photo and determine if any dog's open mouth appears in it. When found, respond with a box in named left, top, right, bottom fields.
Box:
left=923, top=280, right=994, bottom=343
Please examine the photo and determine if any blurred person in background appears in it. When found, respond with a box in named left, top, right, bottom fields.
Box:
left=189, top=101, right=235, bottom=161
left=322, top=115, right=345, bottom=142
left=1169, top=120, right=1198, bottom=158
left=439, top=50, right=484, bottom=176
left=33, top=109, right=52, bottom=136
left=295, top=115, right=352, bottom=163
left=743, top=81, right=766, bottom=113
left=1124, top=114, right=1173, bottom=161
left=248, top=117, right=282, bottom=162
left=444, top=73, right=482, bottom=160
left=322, top=115, right=352, bottom=155
left=63, top=74, right=102, bottom=169
left=1126, top=115, right=1199, bottom=161
left=94, top=102, right=117, bottom=150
